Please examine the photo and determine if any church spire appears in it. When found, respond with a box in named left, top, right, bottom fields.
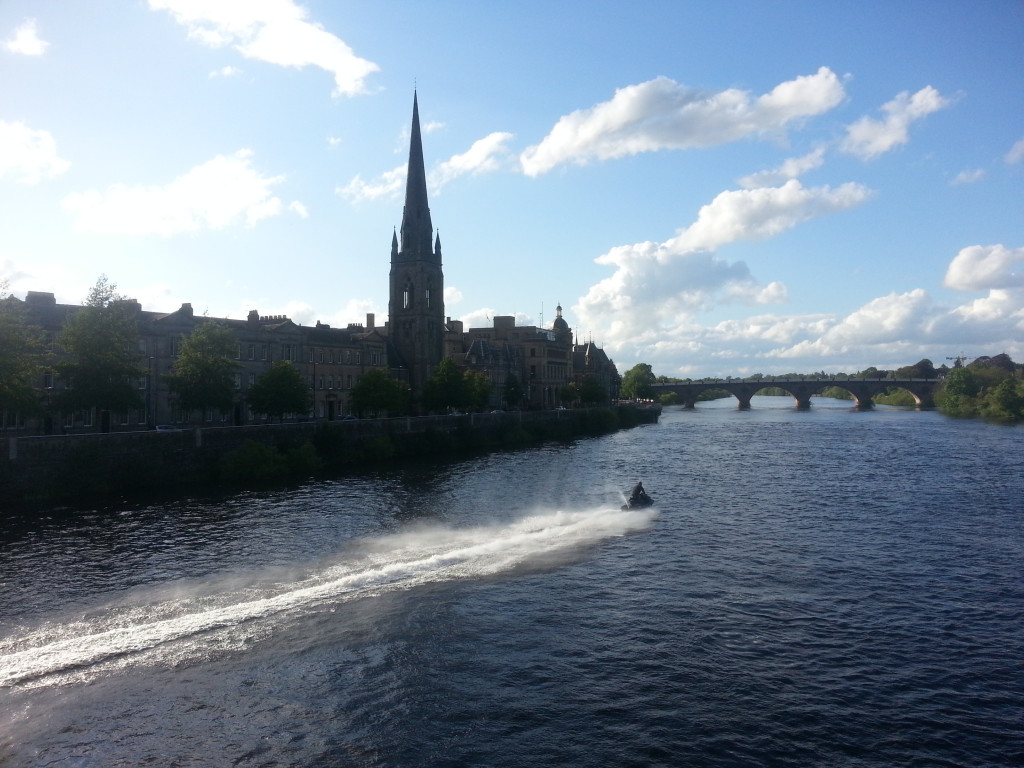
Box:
left=399, top=91, right=435, bottom=262
left=388, top=92, right=445, bottom=405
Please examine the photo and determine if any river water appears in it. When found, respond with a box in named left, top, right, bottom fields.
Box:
left=1, top=398, right=1021, bottom=767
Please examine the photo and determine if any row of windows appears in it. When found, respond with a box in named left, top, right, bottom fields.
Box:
left=310, top=375, right=356, bottom=390
left=38, top=372, right=151, bottom=391
left=227, top=373, right=358, bottom=390
left=154, top=338, right=380, bottom=366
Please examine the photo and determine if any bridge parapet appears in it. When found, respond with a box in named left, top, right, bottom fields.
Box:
left=650, top=378, right=940, bottom=410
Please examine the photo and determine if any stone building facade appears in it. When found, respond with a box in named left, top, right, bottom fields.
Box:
left=13, top=290, right=390, bottom=433
left=444, top=304, right=619, bottom=410
left=5, top=94, right=619, bottom=434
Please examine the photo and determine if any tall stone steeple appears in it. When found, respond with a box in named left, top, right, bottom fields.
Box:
left=398, top=92, right=435, bottom=263
left=388, top=92, right=445, bottom=401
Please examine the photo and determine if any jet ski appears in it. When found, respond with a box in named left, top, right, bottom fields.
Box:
left=622, top=495, right=653, bottom=511
left=622, top=483, right=653, bottom=511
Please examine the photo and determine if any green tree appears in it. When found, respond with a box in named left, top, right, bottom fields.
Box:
left=0, top=282, right=47, bottom=422
left=504, top=372, right=525, bottom=409
left=350, top=368, right=409, bottom=417
left=558, top=381, right=578, bottom=407
left=578, top=375, right=607, bottom=406
left=979, top=378, right=1024, bottom=422
left=247, top=361, right=310, bottom=421
left=422, top=358, right=467, bottom=412
left=463, top=369, right=492, bottom=411
left=970, top=358, right=1012, bottom=393
left=620, top=363, right=656, bottom=400
left=938, top=366, right=979, bottom=417
left=165, top=322, right=240, bottom=421
left=896, top=359, right=937, bottom=379
left=52, top=276, right=144, bottom=423
left=856, top=366, right=887, bottom=379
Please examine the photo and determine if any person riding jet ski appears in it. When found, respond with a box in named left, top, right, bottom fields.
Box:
left=623, top=481, right=653, bottom=510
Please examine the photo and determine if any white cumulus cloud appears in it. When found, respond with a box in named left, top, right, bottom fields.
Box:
left=575, top=180, right=873, bottom=357
left=841, top=85, right=950, bottom=159
left=670, top=179, right=874, bottom=253
left=63, top=149, right=286, bottom=235
left=149, top=0, right=378, bottom=96
left=4, top=18, right=49, bottom=56
left=943, top=244, right=1024, bottom=292
left=521, top=67, right=845, bottom=176
left=646, top=245, right=1024, bottom=376
left=0, top=120, right=70, bottom=184
left=806, top=289, right=935, bottom=351
left=948, top=289, right=1024, bottom=339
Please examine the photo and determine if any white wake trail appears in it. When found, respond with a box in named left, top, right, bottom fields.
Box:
left=0, top=507, right=655, bottom=687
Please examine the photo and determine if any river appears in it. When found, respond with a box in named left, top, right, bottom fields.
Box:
left=1, top=398, right=1021, bottom=767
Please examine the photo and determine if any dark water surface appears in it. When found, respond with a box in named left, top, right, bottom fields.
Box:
left=2, top=399, right=1022, bottom=767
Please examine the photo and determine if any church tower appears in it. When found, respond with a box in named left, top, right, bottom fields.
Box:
left=388, top=92, right=445, bottom=399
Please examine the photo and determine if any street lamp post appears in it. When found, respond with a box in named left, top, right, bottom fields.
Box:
left=147, top=356, right=155, bottom=428
left=311, top=357, right=317, bottom=421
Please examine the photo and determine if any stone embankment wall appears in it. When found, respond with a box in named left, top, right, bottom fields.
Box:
left=1, top=406, right=660, bottom=508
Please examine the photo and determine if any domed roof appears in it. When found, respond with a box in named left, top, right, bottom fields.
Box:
left=552, top=303, right=569, bottom=332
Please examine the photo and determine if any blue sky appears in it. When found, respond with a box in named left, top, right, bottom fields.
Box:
left=2, top=0, right=1022, bottom=378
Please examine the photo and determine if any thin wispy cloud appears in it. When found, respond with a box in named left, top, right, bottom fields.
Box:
left=63, top=149, right=288, bottom=235
left=1005, top=138, right=1024, bottom=165
left=337, top=164, right=406, bottom=203
left=949, top=169, right=986, bottom=186
left=149, top=0, right=379, bottom=96
left=840, top=85, right=950, bottom=159
left=738, top=146, right=827, bottom=189
left=430, top=132, right=515, bottom=189
left=343, top=131, right=515, bottom=202
left=209, top=65, right=242, bottom=78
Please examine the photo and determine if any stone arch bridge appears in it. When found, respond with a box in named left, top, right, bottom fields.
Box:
left=650, top=378, right=942, bottom=410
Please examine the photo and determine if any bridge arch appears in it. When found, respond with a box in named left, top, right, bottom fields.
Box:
left=651, top=378, right=940, bottom=410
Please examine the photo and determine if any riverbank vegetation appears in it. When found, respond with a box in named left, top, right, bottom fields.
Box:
left=208, top=405, right=658, bottom=486
left=934, top=356, right=1024, bottom=421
